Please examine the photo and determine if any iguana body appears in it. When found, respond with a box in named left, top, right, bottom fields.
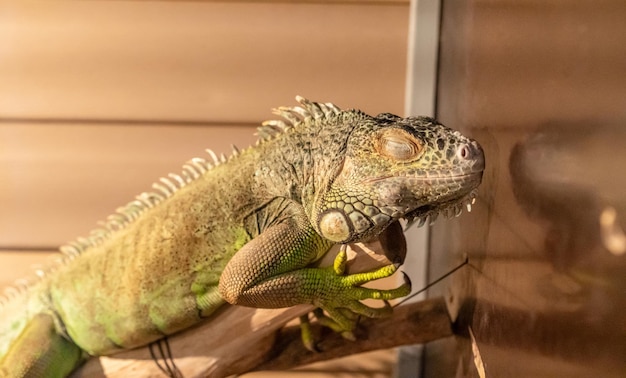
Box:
left=0, top=97, right=484, bottom=377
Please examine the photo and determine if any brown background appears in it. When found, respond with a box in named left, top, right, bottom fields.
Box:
left=427, top=0, right=626, bottom=377
left=0, top=1, right=410, bottom=376
left=2, top=1, right=626, bottom=377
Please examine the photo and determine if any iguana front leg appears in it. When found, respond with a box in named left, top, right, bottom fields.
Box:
left=218, top=212, right=411, bottom=334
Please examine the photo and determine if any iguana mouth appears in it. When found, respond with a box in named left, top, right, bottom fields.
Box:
left=364, top=171, right=482, bottom=184
left=402, top=190, right=478, bottom=229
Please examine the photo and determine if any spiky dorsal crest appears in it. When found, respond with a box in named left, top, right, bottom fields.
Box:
left=58, top=147, right=235, bottom=258
left=60, top=96, right=344, bottom=257
left=60, top=96, right=342, bottom=258
left=0, top=96, right=343, bottom=308
left=0, top=150, right=223, bottom=308
left=256, top=96, right=343, bottom=140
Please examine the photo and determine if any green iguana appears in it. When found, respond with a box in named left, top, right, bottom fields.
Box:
left=0, top=96, right=484, bottom=377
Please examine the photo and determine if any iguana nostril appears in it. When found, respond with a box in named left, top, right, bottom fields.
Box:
left=457, top=144, right=471, bottom=160
left=457, top=140, right=484, bottom=164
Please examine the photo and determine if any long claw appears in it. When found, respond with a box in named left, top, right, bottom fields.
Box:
left=299, top=314, right=319, bottom=352
left=401, top=271, right=412, bottom=289
left=341, top=331, right=356, bottom=341
left=333, top=245, right=348, bottom=275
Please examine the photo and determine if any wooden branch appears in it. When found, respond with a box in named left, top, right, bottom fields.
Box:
left=74, top=298, right=451, bottom=378
left=72, top=223, right=451, bottom=377
left=250, top=297, right=452, bottom=374
left=72, top=305, right=310, bottom=377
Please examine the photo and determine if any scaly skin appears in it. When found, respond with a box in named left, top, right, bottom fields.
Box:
left=0, top=96, right=484, bottom=376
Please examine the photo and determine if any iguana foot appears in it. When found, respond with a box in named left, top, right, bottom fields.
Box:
left=301, top=245, right=411, bottom=350
left=299, top=307, right=360, bottom=352
left=312, top=307, right=359, bottom=342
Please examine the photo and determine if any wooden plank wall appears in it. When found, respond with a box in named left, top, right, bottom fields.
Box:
left=0, top=1, right=410, bottom=376
left=0, top=1, right=409, bottom=246
left=426, top=1, right=626, bottom=377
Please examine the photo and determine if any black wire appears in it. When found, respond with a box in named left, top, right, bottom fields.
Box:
left=149, top=341, right=171, bottom=377
left=163, top=337, right=183, bottom=378
left=148, top=338, right=182, bottom=378
left=394, top=255, right=469, bottom=307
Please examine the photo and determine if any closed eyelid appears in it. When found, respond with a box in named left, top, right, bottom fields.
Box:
left=375, top=129, right=422, bottom=161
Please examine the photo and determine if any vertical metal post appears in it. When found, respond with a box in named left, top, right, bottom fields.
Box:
left=397, top=0, right=441, bottom=377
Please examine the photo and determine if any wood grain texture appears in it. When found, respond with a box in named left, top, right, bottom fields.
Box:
left=0, top=1, right=408, bottom=123
left=72, top=298, right=451, bottom=378
left=253, top=297, right=451, bottom=374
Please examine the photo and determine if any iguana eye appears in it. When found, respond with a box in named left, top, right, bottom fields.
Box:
left=377, top=130, right=422, bottom=161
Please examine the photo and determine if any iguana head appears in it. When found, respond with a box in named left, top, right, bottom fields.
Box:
left=312, top=111, right=485, bottom=243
